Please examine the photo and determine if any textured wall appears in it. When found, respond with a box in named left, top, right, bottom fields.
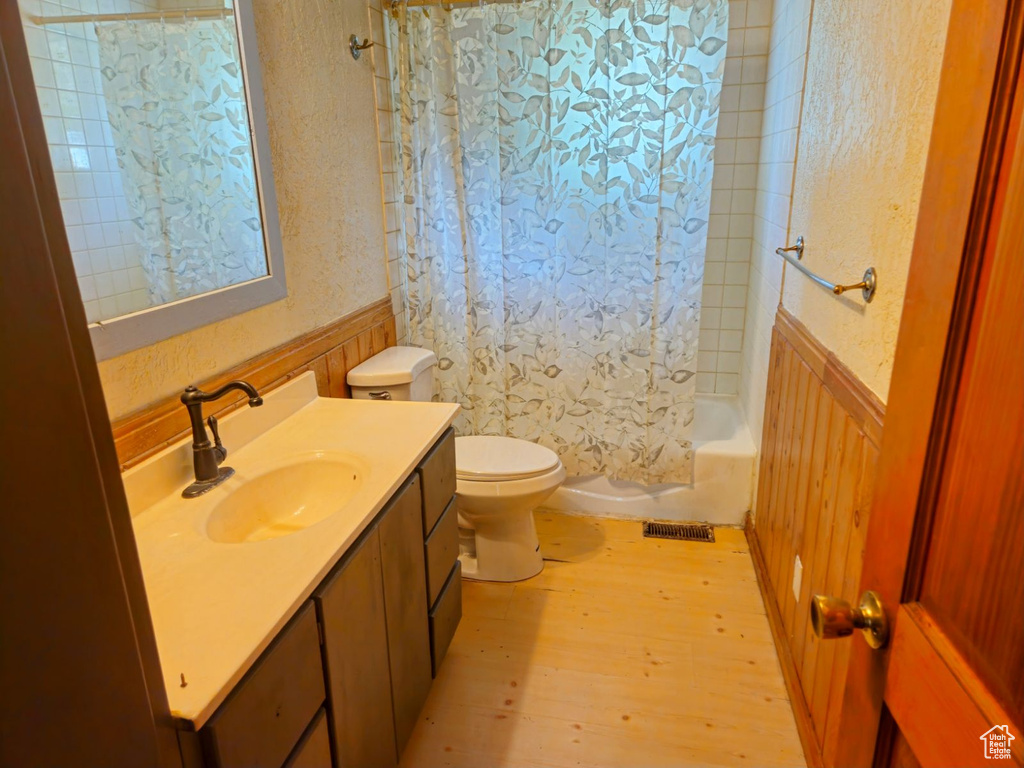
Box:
left=781, top=0, right=950, bottom=401
left=98, top=0, right=388, bottom=419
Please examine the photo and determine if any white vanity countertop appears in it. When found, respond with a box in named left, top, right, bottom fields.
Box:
left=123, top=373, right=459, bottom=728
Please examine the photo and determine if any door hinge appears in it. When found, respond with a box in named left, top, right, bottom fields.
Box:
left=316, top=619, right=325, bottom=646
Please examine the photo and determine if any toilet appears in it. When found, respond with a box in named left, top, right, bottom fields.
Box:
left=348, top=346, right=565, bottom=582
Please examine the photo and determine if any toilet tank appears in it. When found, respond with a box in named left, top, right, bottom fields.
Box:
left=347, top=346, right=437, bottom=402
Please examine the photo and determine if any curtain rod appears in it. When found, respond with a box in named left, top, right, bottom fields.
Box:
left=385, top=0, right=524, bottom=10
left=29, top=8, right=233, bottom=25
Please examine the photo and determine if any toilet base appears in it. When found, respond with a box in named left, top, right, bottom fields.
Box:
left=457, top=511, right=545, bottom=583
left=454, top=463, right=565, bottom=583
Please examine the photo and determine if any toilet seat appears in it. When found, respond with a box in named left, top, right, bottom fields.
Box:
left=455, top=436, right=560, bottom=482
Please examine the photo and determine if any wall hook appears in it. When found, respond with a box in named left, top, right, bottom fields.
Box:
left=349, top=34, right=374, bottom=60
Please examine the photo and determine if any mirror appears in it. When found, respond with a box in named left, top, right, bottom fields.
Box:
left=18, top=0, right=285, bottom=359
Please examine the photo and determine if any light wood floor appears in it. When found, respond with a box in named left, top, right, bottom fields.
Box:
left=401, top=512, right=806, bottom=768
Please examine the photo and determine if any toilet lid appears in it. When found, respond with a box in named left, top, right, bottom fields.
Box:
left=455, top=436, right=561, bottom=481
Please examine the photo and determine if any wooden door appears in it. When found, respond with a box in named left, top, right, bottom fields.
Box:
left=378, top=474, right=433, bottom=757
left=1, top=6, right=181, bottom=766
left=315, top=525, right=398, bottom=768
left=878, top=61, right=1023, bottom=767
left=823, top=2, right=1024, bottom=766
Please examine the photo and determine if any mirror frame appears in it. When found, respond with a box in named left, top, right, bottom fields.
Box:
left=87, top=0, right=286, bottom=361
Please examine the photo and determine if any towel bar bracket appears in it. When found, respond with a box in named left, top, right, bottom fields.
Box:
left=775, top=236, right=877, bottom=303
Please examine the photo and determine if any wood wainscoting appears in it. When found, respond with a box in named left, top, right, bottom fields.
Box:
left=745, top=307, right=884, bottom=768
left=112, top=296, right=396, bottom=470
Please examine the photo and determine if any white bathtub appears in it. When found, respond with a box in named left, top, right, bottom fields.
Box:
left=545, top=394, right=756, bottom=526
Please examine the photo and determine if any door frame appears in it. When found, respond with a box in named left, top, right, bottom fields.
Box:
left=829, top=1, right=1024, bottom=765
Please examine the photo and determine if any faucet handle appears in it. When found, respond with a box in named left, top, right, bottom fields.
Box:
left=207, top=415, right=222, bottom=444
left=207, top=415, right=227, bottom=463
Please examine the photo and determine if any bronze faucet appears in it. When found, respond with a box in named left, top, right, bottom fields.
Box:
left=180, top=381, right=263, bottom=498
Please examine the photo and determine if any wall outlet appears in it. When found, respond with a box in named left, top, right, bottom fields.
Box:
left=792, top=555, right=803, bottom=602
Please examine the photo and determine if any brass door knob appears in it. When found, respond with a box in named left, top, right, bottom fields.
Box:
left=810, top=590, right=889, bottom=649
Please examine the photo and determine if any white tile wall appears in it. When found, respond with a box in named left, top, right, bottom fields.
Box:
left=368, top=0, right=408, bottom=344
left=20, top=0, right=164, bottom=323
left=739, top=0, right=813, bottom=488
left=698, top=0, right=773, bottom=395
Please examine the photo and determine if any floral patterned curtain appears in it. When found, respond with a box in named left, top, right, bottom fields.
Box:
left=392, top=0, right=727, bottom=484
left=95, top=19, right=267, bottom=306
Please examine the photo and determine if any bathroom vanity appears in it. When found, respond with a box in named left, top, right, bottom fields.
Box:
left=122, top=373, right=461, bottom=768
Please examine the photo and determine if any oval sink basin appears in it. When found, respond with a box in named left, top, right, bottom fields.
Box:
left=206, top=455, right=364, bottom=544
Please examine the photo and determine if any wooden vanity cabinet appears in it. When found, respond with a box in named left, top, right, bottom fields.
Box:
left=184, top=431, right=460, bottom=768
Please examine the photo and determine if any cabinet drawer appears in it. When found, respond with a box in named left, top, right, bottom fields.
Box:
left=201, top=602, right=324, bottom=768
left=417, top=428, right=456, bottom=535
left=429, top=561, right=462, bottom=677
left=424, top=498, right=458, bottom=607
left=283, top=709, right=330, bottom=768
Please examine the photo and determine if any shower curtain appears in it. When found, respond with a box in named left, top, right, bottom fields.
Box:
left=95, top=18, right=266, bottom=306
left=392, top=0, right=727, bottom=484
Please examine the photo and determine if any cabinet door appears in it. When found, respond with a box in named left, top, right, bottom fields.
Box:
left=282, top=709, right=331, bottom=768
left=378, top=475, right=432, bottom=756
left=315, top=526, right=397, bottom=768
left=200, top=602, right=324, bottom=768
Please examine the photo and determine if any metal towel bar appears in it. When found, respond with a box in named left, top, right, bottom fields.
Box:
left=775, top=236, right=877, bottom=302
